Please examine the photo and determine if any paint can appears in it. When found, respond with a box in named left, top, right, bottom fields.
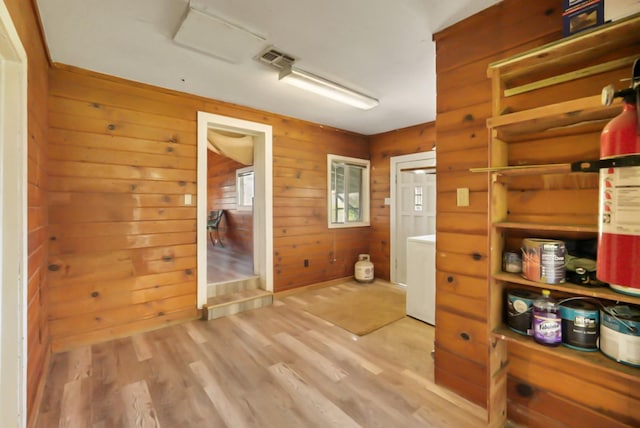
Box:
left=559, top=300, right=599, bottom=351
left=600, top=305, right=640, bottom=367
left=521, top=238, right=566, bottom=284
left=506, top=289, right=539, bottom=335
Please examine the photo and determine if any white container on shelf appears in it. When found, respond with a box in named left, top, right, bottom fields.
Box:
left=406, top=234, right=436, bottom=325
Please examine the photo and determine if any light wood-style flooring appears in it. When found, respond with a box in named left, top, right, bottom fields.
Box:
left=207, top=241, right=253, bottom=284
left=36, top=282, right=487, bottom=427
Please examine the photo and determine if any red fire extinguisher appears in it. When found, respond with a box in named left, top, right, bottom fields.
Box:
left=597, top=58, right=640, bottom=296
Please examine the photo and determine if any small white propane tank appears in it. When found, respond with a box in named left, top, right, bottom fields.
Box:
left=354, top=254, right=374, bottom=283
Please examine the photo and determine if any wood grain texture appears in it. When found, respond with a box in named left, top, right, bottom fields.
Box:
left=36, top=281, right=486, bottom=427
left=433, top=0, right=563, bottom=410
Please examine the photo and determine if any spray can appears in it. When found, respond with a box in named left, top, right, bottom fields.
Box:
left=532, top=289, right=562, bottom=346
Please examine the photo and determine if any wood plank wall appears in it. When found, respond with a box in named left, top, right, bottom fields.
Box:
left=432, top=0, right=562, bottom=409
left=46, top=65, right=369, bottom=351
left=207, top=151, right=253, bottom=254
left=5, top=1, right=51, bottom=425
left=272, top=126, right=370, bottom=290
left=368, top=123, right=436, bottom=280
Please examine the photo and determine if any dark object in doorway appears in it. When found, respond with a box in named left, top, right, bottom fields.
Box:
left=208, top=209, right=225, bottom=247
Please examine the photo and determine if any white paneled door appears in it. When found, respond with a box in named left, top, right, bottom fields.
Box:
left=391, top=152, right=436, bottom=285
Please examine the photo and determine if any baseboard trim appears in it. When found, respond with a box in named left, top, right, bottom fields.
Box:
left=274, top=276, right=354, bottom=297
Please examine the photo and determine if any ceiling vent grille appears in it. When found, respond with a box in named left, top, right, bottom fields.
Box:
left=256, top=47, right=295, bottom=69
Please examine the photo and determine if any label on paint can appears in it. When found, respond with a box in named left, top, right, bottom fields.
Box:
left=600, top=306, right=640, bottom=367
left=559, top=300, right=599, bottom=351
left=522, top=238, right=566, bottom=284
left=506, top=289, right=538, bottom=335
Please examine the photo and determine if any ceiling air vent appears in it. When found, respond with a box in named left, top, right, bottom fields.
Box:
left=256, top=47, right=295, bottom=69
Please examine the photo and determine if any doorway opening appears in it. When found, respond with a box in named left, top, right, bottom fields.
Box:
left=196, top=112, right=273, bottom=308
left=205, top=131, right=255, bottom=285
left=390, top=151, right=436, bottom=285
left=0, top=2, right=28, bottom=425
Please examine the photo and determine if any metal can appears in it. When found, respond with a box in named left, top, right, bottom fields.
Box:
left=521, top=238, right=566, bottom=284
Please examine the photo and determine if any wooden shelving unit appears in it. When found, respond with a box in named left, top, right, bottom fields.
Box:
left=491, top=326, right=640, bottom=382
left=482, top=13, right=640, bottom=427
left=493, top=272, right=640, bottom=305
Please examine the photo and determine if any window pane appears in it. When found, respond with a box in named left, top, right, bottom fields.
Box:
left=328, top=155, right=369, bottom=228
left=236, top=167, right=254, bottom=210
left=414, top=186, right=423, bottom=212
left=331, top=163, right=345, bottom=223
left=347, top=166, right=362, bottom=221
left=241, top=172, right=254, bottom=206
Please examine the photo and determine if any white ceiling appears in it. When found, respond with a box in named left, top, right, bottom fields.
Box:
left=36, top=0, right=501, bottom=135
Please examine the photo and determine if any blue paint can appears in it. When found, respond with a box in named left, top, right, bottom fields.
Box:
left=559, top=300, right=599, bottom=351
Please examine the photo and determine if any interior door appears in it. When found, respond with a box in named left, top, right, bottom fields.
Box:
left=394, top=159, right=436, bottom=285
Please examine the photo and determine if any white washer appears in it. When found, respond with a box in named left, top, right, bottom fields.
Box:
left=406, top=234, right=436, bottom=325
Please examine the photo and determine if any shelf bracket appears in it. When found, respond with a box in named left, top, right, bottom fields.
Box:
left=571, top=154, right=640, bottom=172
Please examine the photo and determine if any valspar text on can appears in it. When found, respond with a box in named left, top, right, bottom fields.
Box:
left=521, top=238, right=566, bottom=284
left=600, top=305, right=640, bottom=367
left=506, top=289, right=538, bottom=335
left=559, top=300, right=599, bottom=351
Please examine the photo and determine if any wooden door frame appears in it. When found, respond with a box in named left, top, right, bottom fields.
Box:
left=389, top=151, right=436, bottom=284
left=196, top=112, right=273, bottom=307
left=0, top=2, right=28, bottom=426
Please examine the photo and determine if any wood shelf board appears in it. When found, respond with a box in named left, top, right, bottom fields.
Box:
left=493, top=221, right=597, bottom=233
left=496, top=120, right=608, bottom=144
left=487, top=96, right=620, bottom=139
left=491, top=326, right=640, bottom=382
left=493, top=272, right=640, bottom=306
left=488, top=14, right=640, bottom=81
left=503, top=55, right=639, bottom=98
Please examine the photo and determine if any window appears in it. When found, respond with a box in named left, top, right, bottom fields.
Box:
left=414, top=186, right=423, bottom=211
left=327, top=154, right=370, bottom=228
left=236, top=166, right=254, bottom=211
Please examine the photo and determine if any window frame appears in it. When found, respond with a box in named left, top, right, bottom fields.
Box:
left=327, top=154, right=370, bottom=229
left=236, top=166, right=254, bottom=211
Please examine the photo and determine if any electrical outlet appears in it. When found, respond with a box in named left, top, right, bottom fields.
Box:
left=184, top=194, right=192, bottom=205
left=304, top=259, right=309, bottom=267
left=456, top=188, right=470, bottom=207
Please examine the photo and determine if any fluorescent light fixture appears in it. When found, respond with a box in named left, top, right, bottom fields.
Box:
left=279, top=66, right=379, bottom=110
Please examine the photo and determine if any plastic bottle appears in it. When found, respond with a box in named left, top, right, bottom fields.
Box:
left=532, top=289, right=561, bottom=346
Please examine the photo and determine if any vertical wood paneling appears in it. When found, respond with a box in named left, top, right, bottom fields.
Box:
left=5, top=1, right=51, bottom=425
left=433, top=0, right=562, bottom=411
left=207, top=151, right=253, bottom=254
left=368, top=123, right=436, bottom=280
left=47, top=64, right=370, bottom=349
